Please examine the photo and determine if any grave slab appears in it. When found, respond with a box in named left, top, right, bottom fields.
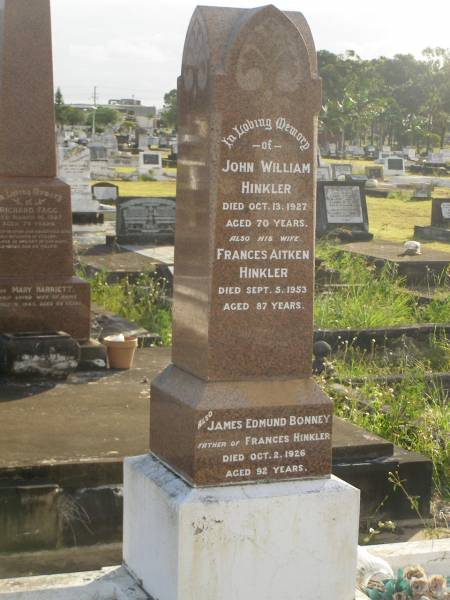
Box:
left=341, top=240, right=449, bottom=283
left=124, top=454, right=360, bottom=600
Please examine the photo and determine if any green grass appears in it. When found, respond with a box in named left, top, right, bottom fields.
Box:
left=85, top=270, right=172, bottom=346
left=95, top=179, right=176, bottom=197
left=327, top=334, right=450, bottom=378
left=367, top=195, right=450, bottom=253
left=320, top=368, right=449, bottom=495
left=315, top=245, right=450, bottom=328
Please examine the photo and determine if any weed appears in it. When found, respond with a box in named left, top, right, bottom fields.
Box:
left=82, top=269, right=172, bottom=346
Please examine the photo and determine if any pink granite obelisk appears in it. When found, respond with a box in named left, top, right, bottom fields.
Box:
left=0, top=0, right=90, bottom=340
left=150, top=5, right=332, bottom=486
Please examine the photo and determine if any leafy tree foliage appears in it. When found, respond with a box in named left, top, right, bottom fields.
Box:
left=160, top=89, right=177, bottom=130
left=54, top=88, right=86, bottom=126
left=319, top=48, right=450, bottom=151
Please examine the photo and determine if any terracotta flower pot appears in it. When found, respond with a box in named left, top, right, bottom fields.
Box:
left=105, top=336, right=138, bottom=369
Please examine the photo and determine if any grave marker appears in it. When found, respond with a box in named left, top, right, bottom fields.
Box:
left=331, top=162, right=352, bottom=179
left=92, top=182, right=119, bottom=202
left=411, top=183, right=433, bottom=201
left=317, top=165, right=332, bottom=180
left=0, top=0, right=90, bottom=340
left=116, top=197, right=176, bottom=244
left=365, top=164, right=384, bottom=180
left=151, top=4, right=330, bottom=487
left=316, top=181, right=372, bottom=239
left=384, top=156, right=405, bottom=175
left=138, top=151, right=163, bottom=176
left=58, top=144, right=101, bottom=218
left=124, top=8, right=360, bottom=600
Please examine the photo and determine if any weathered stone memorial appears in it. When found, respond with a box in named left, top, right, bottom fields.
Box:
left=138, top=151, right=163, bottom=176
left=331, top=162, right=352, bottom=179
left=383, top=156, right=405, bottom=176
left=124, top=7, right=359, bottom=600
left=317, top=164, right=332, bottom=180
left=92, top=181, right=119, bottom=202
left=58, top=144, right=101, bottom=221
left=365, top=164, right=384, bottom=180
left=0, top=0, right=90, bottom=340
left=411, top=183, right=433, bottom=201
left=316, top=180, right=372, bottom=240
left=116, top=196, right=176, bottom=244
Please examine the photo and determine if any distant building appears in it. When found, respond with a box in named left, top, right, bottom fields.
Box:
left=107, top=99, right=157, bottom=129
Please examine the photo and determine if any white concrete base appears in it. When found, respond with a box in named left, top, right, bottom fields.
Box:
left=123, top=454, right=360, bottom=600
left=0, top=566, right=147, bottom=599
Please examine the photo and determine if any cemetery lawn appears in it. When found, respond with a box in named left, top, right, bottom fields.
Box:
left=320, top=367, right=449, bottom=497
left=367, top=195, right=450, bottom=253
left=315, top=245, right=450, bottom=328
left=96, top=180, right=176, bottom=197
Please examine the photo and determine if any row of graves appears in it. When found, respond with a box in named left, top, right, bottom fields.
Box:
left=0, top=1, right=448, bottom=596
left=318, top=156, right=450, bottom=245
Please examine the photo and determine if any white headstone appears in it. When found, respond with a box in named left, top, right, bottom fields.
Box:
left=138, top=151, right=163, bottom=176
left=383, top=156, right=405, bottom=176
left=441, top=203, right=450, bottom=219
left=58, top=145, right=100, bottom=214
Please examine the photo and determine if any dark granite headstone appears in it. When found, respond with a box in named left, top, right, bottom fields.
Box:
left=385, top=157, right=405, bottom=174
left=431, top=199, right=450, bottom=228
left=149, top=6, right=332, bottom=487
left=89, top=145, right=108, bottom=161
left=316, top=181, right=371, bottom=239
left=116, top=197, right=176, bottom=244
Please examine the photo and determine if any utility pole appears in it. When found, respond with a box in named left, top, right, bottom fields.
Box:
left=92, top=86, right=97, bottom=136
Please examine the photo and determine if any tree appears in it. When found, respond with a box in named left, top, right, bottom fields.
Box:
left=318, top=48, right=450, bottom=152
left=160, top=89, right=177, bottom=130
left=55, top=87, right=65, bottom=126
left=54, top=88, right=86, bottom=127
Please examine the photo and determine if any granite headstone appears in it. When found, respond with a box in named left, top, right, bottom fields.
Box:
left=0, top=0, right=90, bottom=340
left=150, top=5, right=332, bottom=486
left=116, top=197, right=176, bottom=243
left=316, top=181, right=371, bottom=239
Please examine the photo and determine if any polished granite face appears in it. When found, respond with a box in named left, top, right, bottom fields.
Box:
left=151, top=6, right=331, bottom=487
left=0, top=0, right=56, bottom=178
left=172, top=5, right=321, bottom=382
left=151, top=365, right=332, bottom=487
left=0, top=0, right=90, bottom=341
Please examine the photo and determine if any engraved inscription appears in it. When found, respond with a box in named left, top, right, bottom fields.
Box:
left=324, top=186, right=363, bottom=224
left=213, top=114, right=312, bottom=316
left=194, top=407, right=332, bottom=484
left=0, top=188, right=71, bottom=251
left=0, top=284, right=83, bottom=310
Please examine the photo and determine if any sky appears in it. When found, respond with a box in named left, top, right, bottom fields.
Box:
left=51, top=0, right=450, bottom=109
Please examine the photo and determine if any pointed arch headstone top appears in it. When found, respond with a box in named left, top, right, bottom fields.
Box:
left=181, top=5, right=320, bottom=104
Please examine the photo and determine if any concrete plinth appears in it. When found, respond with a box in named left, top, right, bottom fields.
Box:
left=124, top=454, right=360, bottom=600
